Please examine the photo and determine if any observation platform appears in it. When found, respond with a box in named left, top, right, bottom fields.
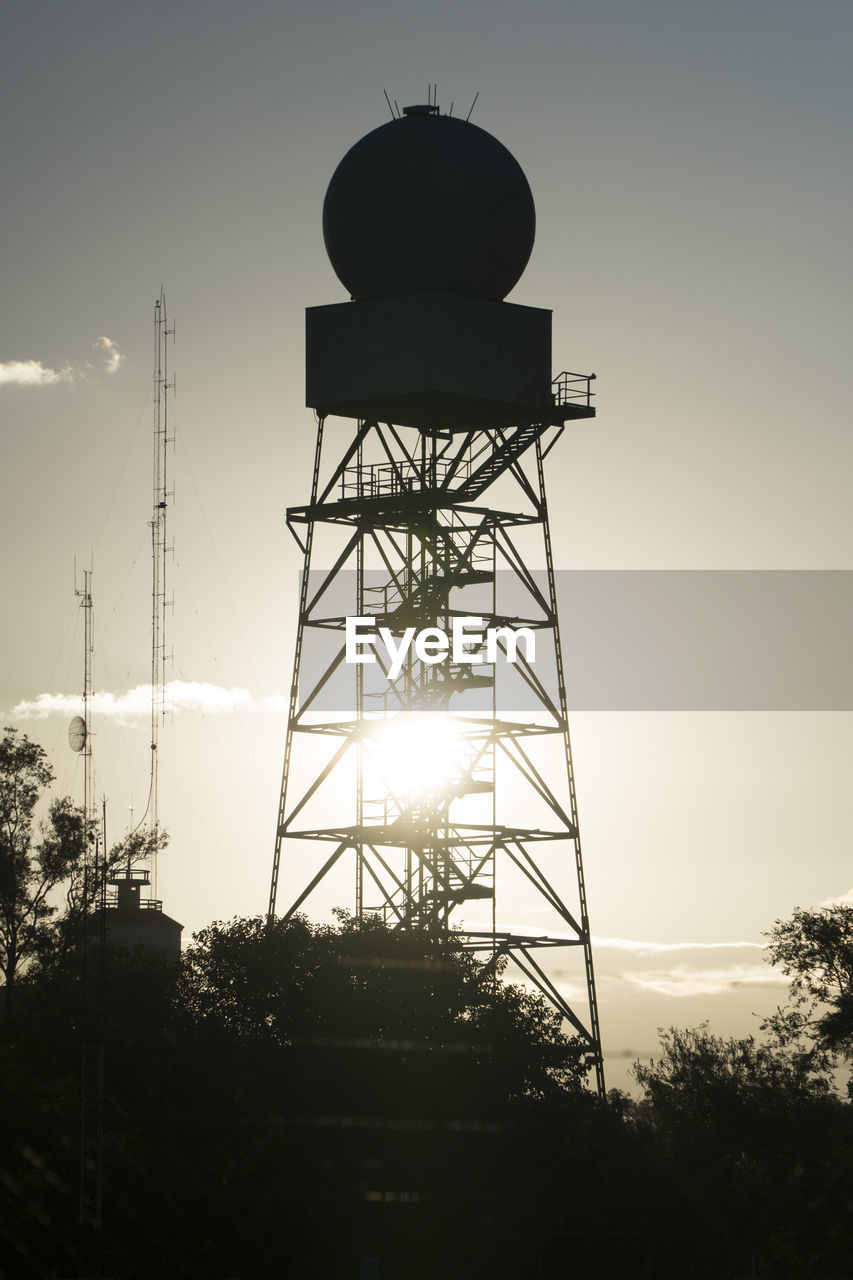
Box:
left=283, top=821, right=577, bottom=846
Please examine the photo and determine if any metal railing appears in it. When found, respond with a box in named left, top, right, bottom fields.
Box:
left=341, top=457, right=470, bottom=500
left=104, top=894, right=164, bottom=911
left=551, top=370, right=596, bottom=408
left=339, top=377, right=594, bottom=502
left=107, top=868, right=151, bottom=884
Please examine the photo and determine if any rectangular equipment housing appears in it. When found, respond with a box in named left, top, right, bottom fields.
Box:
left=306, top=293, right=554, bottom=431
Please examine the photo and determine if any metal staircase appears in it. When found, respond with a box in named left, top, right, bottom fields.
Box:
left=454, top=423, right=546, bottom=501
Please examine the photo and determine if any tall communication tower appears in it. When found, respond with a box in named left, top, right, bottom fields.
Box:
left=100, top=294, right=183, bottom=956
left=268, top=103, right=603, bottom=1093
left=150, top=289, right=174, bottom=894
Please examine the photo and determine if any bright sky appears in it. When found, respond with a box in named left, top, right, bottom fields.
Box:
left=2, top=0, right=852, bottom=1089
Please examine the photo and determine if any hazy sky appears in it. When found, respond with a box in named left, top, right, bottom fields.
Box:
left=2, top=0, right=852, bottom=1087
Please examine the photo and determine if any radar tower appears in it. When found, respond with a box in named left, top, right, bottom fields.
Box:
left=269, top=105, right=604, bottom=1094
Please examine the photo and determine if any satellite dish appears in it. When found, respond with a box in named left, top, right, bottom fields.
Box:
left=68, top=715, right=87, bottom=753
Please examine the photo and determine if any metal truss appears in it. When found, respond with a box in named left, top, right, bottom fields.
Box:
left=269, top=409, right=604, bottom=1095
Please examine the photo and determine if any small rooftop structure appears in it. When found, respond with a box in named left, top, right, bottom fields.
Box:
left=104, top=866, right=183, bottom=958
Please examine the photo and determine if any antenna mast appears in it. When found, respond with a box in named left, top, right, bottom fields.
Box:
left=74, top=564, right=94, bottom=833
left=151, top=290, right=174, bottom=890
left=72, top=565, right=104, bottom=1235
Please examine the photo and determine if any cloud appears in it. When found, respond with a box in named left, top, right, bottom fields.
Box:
left=483, top=934, right=779, bottom=1003
left=817, top=888, right=853, bottom=907
left=619, top=964, right=788, bottom=998
left=94, top=335, right=124, bottom=374
left=258, top=693, right=288, bottom=713
left=459, top=926, right=765, bottom=956
left=593, top=936, right=765, bottom=955
left=0, top=359, right=73, bottom=386
left=1, top=336, right=125, bottom=387
left=545, top=963, right=785, bottom=1001
left=457, top=926, right=780, bottom=1003
left=574, top=939, right=781, bottom=999
left=9, top=680, right=271, bottom=723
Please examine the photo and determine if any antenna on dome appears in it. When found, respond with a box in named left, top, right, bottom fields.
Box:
left=382, top=89, right=394, bottom=120
left=465, top=91, right=479, bottom=122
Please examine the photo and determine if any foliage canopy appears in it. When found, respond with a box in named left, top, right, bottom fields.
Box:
left=766, top=903, right=853, bottom=1058
left=0, top=727, right=86, bottom=992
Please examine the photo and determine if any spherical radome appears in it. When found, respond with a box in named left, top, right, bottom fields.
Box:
left=322, top=112, right=536, bottom=302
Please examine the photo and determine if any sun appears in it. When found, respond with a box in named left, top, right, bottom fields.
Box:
left=364, top=713, right=466, bottom=806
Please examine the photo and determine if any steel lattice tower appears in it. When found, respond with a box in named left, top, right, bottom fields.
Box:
left=268, top=101, right=604, bottom=1094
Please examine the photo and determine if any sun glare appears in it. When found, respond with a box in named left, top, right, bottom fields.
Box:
left=366, top=713, right=466, bottom=804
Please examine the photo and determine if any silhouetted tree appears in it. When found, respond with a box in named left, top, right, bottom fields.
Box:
left=632, top=1023, right=851, bottom=1278
left=165, top=912, right=599, bottom=1279
left=22, top=909, right=852, bottom=1278
left=34, top=822, right=168, bottom=982
left=766, top=904, right=853, bottom=1061
left=0, top=727, right=167, bottom=1001
left=0, top=727, right=87, bottom=1002
left=3, top=911, right=604, bottom=1279
left=178, top=910, right=590, bottom=1097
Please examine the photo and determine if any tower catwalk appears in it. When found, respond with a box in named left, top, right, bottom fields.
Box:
left=268, top=102, right=604, bottom=1094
